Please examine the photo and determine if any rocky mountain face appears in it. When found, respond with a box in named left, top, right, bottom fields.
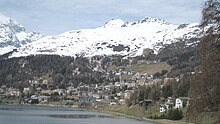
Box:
left=0, top=13, right=43, bottom=55
left=9, top=16, right=201, bottom=58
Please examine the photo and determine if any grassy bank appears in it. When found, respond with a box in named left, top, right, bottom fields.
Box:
left=108, top=62, right=171, bottom=75
left=93, top=105, right=191, bottom=124
left=0, top=97, right=20, bottom=104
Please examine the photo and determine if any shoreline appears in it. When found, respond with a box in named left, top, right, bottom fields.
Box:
left=89, top=108, right=192, bottom=124
left=89, top=109, right=159, bottom=124
left=0, top=103, right=84, bottom=111
left=0, top=103, right=191, bottom=124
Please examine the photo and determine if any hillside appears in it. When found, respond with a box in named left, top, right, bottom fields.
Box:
left=0, top=15, right=202, bottom=87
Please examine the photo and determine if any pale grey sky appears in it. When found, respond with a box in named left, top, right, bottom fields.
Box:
left=0, top=0, right=206, bottom=35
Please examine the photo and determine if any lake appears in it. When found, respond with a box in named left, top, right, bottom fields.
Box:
left=0, top=105, right=155, bottom=124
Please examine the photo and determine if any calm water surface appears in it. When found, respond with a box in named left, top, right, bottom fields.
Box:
left=0, top=105, right=155, bottom=124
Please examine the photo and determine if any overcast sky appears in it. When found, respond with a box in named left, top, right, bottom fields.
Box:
left=0, top=0, right=206, bottom=35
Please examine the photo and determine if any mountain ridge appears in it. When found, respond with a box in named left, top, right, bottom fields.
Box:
left=0, top=13, right=201, bottom=58
left=0, top=13, right=43, bottom=55
left=10, top=17, right=201, bottom=58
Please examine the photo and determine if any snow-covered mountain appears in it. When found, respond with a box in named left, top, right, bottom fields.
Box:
left=0, top=13, right=43, bottom=55
left=11, top=16, right=201, bottom=58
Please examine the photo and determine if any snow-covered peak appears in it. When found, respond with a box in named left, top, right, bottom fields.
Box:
left=102, top=17, right=170, bottom=28
left=102, top=19, right=126, bottom=28
left=124, top=17, right=170, bottom=27
left=0, top=13, right=43, bottom=55
left=0, top=13, right=10, bottom=24
left=0, top=13, right=22, bottom=28
left=138, top=16, right=169, bottom=25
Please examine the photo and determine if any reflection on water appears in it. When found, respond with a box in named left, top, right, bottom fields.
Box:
left=48, top=114, right=115, bottom=119
left=0, top=105, right=155, bottom=124
left=0, top=104, right=80, bottom=111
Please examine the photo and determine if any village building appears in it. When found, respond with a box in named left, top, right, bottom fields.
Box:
left=175, top=98, right=183, bottom=108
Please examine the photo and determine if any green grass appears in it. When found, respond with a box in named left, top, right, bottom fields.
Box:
left=145, top=104, right=161, bottom=118
left=0, top=97, right=20, bottom=104
left=108, top=62, right=171, bottom=75
left=97, top=104, right=194, bottom=124
left=47, top=101, right=79, bottom=106
left=101, top=105, right=145, bottom=119
left=126, top=62, right=171, bottom=75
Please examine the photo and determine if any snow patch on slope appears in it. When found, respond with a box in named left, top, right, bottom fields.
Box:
left=11, top=17, right=201, bottom=58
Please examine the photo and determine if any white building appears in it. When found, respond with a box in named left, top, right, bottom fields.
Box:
left=175, top=98, right=183, bottom=108
left=160, top=104, right=169, bottom=113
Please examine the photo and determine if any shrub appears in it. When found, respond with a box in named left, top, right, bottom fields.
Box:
left=166, top=108, right=183, bottom=120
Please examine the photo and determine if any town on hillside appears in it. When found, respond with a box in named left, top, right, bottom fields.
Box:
left=0, top=62, right=191, bottom=114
